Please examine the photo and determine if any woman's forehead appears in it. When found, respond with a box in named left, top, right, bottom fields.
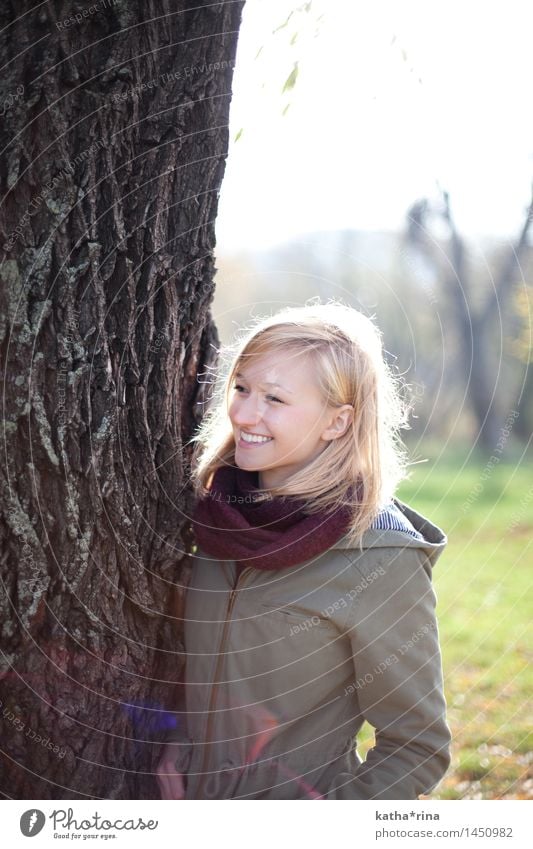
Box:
left=239, top=345, right=313, bottom=369
left=236, top=348, right=315, bottom=383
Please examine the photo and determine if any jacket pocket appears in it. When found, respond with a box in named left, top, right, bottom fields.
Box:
left=258, top=603, right=333, bottom=633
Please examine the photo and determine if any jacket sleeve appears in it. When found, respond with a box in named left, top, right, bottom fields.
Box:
left=327, top=547, right=452, bottom=800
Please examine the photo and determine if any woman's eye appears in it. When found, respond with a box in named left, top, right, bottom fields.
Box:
left=233, top=385, right=283, bottom=404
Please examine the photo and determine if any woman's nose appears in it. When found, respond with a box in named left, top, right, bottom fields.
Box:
left=232, top=394, right=262, bottom=426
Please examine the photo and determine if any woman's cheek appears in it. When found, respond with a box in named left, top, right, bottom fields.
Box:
left=227, top=400, right=240, bottom=424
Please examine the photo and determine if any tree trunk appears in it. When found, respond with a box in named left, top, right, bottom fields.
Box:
left=0, top=0, right=244, bottom=799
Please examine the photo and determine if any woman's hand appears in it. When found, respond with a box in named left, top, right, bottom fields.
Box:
left=157, top=742, right=187, bottom=799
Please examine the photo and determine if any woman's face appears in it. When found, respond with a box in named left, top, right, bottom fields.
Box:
left=228, top=350, right=353, bottom=490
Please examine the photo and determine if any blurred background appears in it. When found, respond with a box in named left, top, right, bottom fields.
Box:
left=212, top=0, right=533, bottom=800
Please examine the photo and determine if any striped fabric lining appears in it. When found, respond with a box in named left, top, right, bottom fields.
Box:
left=370, top=501, right=424, bottom=540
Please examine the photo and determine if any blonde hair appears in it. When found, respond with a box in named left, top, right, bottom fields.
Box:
left=189, top=300, right=412, bottom=550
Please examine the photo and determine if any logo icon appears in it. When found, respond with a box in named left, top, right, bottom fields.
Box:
left=20, top=809, right=46, bottom=837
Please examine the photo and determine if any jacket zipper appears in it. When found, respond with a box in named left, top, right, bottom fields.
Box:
left=196, top=565, right=252, bottom=799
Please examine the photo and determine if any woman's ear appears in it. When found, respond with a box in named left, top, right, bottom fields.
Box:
left=321, top=404, right=354, bottom=442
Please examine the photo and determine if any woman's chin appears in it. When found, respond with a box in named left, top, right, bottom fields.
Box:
left=234, top=453, right=258, bottom=471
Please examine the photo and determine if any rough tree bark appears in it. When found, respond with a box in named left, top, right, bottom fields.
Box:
left=0, top=0, right=244, bottom=799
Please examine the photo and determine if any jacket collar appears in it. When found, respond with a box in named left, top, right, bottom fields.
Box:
left=333, top=497, right=447, bottom=567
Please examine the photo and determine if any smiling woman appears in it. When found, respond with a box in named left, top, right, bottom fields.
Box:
left=229, top=350, right=354, bottom=491
left=156, top=300, right=451, bottom=800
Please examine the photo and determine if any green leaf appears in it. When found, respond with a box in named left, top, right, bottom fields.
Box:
left=272, top=10, right=294, bottom=35
left=282, top=61, right=299, bottom=94
left=234, top=128, right=243, bottom=142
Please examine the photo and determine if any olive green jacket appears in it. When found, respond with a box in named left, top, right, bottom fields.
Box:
left=163, top=498, right=451, bottom=800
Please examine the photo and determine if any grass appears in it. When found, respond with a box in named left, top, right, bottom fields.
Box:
left=356, top=446, right=533, bottom=799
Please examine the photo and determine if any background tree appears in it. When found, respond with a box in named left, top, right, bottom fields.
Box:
left=0, top=0, right=244, bottom=799
left=403, top=188, right=533, bottom=450
left=509, top=283, right=533, bottom=440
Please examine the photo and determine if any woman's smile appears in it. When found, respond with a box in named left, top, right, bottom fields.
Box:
left=238, top=430, right=274, bottom=447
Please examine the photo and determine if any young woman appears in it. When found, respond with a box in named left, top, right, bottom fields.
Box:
left=156, top=301, right=451, bottom=800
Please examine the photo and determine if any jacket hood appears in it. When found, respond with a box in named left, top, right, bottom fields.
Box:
left=334, top=496, right=447, bottom=568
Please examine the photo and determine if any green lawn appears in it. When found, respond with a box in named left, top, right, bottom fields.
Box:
left=357, top=447, right=533, bottom=799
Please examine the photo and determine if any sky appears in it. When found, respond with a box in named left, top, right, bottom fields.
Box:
left=215, top=0, right=533, bottom=253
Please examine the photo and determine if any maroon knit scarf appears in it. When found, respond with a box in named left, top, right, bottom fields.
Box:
left=190, top=465, right=357, bottom=572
